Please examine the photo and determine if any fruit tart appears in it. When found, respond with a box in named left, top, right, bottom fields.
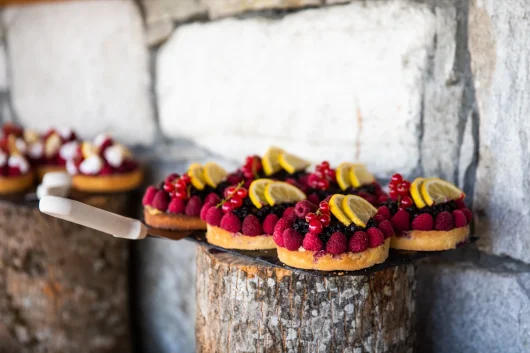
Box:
left=66, top=134, right=142, bottom=192
left=24, top=127, right=79, bottom=180
left=202, top=178, right=306, bottom=250
left=381, top=173, right=472, bottom=251
left=302, top=161, right=387, bottom=206
left=143, top=162, right=229, bottom=231
left=0, top=125, right=33, bottom=194
left=274, top=194, right=392, bottom=271
left=225, top=146, right=311, bottom=188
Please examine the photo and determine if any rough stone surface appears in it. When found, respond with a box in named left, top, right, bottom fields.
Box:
left=196, top=246, right=416, bottom=353
left=158, top=1, right=440, bottom=176
left=0, top=43, right=7, bottom=91
left=470, top=0, right=530, bottom=263
left=4, top=1, right=155, bottom=145
left=203, top=0, right=321, bottom=19
left=141, top=0, right=206, bottom=25
left=417, top=262, right=530, bottom=353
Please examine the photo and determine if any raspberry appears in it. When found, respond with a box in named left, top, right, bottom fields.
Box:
left=294, top=200, right=317, bottom=218
left=283, top=229, right=303, bottom=251
left=152, top=190, right=170, bottom=211
left=367, top=228, right=385, bottom=248
left=302, top=233, right=323, bottom=251
left=452, top=210, right=467, bottom=228
left=165, top=173, right=179, bottom=184
left=274, top=218, right=293, bottom=234
left=461, top=208, right=473, bottom=223
left=168, top=198, right=186, bottom=214
left=455, top=199, right=466, bottom=209
left=220, top=213, right=241, bottom=233
left=282, top=207, right=296, bottom=220
left=349, top=231, right=368, bottom=253
left=391, top=209, right=410, bottom=232
left=374, top=214, right=386, bottom=223
left=307, top=193, right=320, bottom=206
left=185, top=196, right=203, bottom=217
left=435, top=211, right=454, bottom=231
left=200, top=202, right=215, bottom=221
left=205, top=207, right=223, bottom=226
left=242, top=215, right=263, bottom=236
left=262, top=214, right=279, bottom=235
left=204, top=193, right=221, bottom=205
left=326, top=232, right=347, bottom=255
left=142, top=186, right=157, bottom=206
left=273, top=230, right=285, bottom=247
left=376, top=206, right=391, bottom=220
left=377, top=220, right=394, bottom=238
left=411, top=214, right=434, bottom=231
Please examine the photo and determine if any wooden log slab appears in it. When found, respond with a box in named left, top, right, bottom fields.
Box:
left=0, top=194, right=132, bottom=353
left=196, top=245, right=416, bottom=353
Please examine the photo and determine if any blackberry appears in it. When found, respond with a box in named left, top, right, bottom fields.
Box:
left=233, top=207, right=251, bottom=219
left=243, top=198, right=254, bottom=207
left=366, top=218, right=378, bottom=229
left=256, top=206, right=272, bottom=221
left=293, top=218, right=309, bottom=234
left=215, top=181, right=230, bottom=195
left=349, top=223, right=362, bottom=233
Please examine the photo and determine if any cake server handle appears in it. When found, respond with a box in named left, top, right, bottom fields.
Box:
left=39, top=196, right=147, bottom=240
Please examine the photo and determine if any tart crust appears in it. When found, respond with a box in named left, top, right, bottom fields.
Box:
left=0, top=172, right=35, bottom=194
left=277, top=238, right=390, bottom=271
left=72, top=168, right=143, bottom=192
left=390, top=225, right=470, bottom=251
left=206, top=224, right=276, bottom=250
left=37, top=165, right=66, bottom=181
left=144, top=207, right=206, bottom=231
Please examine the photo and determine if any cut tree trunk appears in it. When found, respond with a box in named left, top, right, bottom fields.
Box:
left=0, top=194, right=133, bottom=353
left=196, top=245, right=416, bottom=353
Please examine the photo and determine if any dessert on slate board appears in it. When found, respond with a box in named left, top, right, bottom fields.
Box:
left=202, top=178, right=306, bottom=250
left=143, top=162, right=228, bottom=231
left=302, top=161, right=386, bottom=206
left=24, top=127, right=79, bottom=180
left=382, top=173, right=473, bottom=251
left=66, top=133, right=142, bottom=192
left=274, top=194, right=392, bottom=271
left=0, top=124, right=33, bottom=194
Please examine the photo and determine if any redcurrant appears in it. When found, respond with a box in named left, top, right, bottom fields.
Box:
left=230, top=197, right=243, bottom=208
left=236, top=188, right=248, bottom=198
left=175, top=190, right=188, bottom=200
left=325, top=169, right=335, bottom=179
left=321, top=161, right=330, bottom=170
left=181, top=174, right=191, bottom=183
left=400, top=196, right=413, bottom=208
left=389, top=189, right=399, bottom=200
left=305, top=213, right=317, bottom=223
left=397, top=183, right=410, bottom=197
left=308, top=220, right=323, bottom=235
left=317, top=179, right=329, bottom=190
left=222, top=202, right=234, bottom=213
left=391, top=173, right=403, bottom=183
left=318, top=214, right=331, bottom=227
left=319, top=201, right=329, bottom=211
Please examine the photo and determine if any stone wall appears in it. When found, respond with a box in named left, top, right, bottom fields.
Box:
left=1, top=0, right=529, bottom=352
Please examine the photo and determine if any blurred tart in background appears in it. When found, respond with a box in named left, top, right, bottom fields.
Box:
left=0, top=123, right=33, bottom=194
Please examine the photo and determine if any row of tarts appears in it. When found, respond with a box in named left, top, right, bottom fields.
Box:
left=141, top=146, right=473, bottom=272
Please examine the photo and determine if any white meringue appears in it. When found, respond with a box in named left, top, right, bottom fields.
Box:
left=79, top=155, right=103, bottom=175
left=59, top=141, right=79, bottom=161
left=8, top=155, right=30, bottom=174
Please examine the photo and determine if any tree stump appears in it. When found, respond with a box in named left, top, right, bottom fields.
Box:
left=196, top=245, right=416, bottom=353
left=0, top=194, right=132, bottom=353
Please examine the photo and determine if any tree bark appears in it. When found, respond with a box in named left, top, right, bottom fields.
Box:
left=196, top=245, right=416, bottom=353
left=0, top=194, right=132, bottom=353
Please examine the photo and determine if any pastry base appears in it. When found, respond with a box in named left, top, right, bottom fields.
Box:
left=0, top=172, right=34, bottom=194
left=390, top=225, right=470, bottom=251
left=37, top=165, right=66, bottom=181
left=144, top=207, right=206, bottom=231
left=72, top=168, right=143, bottom=193
left=206, top=224, right=276, bottom=250
left=277, top=238, right=390, bottom=271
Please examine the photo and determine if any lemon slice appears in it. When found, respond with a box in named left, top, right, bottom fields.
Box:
left=264, top=181, right=306, bottom=206
left=249, top=179, right=273, bottom=209
left=420, top=178, right=465, bottom=206
left=342, top=195, right=378, bottom=228
left=278, top=152, right=310, bottom=174
left=350, top=164, right=375, bottom=187
left=328, top=194, right=351, bottom=226
left=188, top=163, right=202, bottom=171
left=410, top=177, right=427, bottom=208
left=262, top=146, right=284, bottom=176
left=336, top=162, right=354, bottom=191
left=203, top=162, right=227, bottom=188
left=188, top=165, right=206, bottom=190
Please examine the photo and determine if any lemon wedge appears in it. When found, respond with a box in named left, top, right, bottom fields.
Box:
left=202, top=162, right=227, bottom=188
left=350, top=164, right=375, bottom=187
left=410, top=177, right=427, bottom=208
left=188, top=165, right=206, bottom=190
left=278, top=152, right=310, bottom=174
left=262, top=146, right=284, bottom=176
left=342, top=195, right=378, bottom=228
left=336, top=162, right=354, bottom=191
left=420, top=178, right=465, bottom=206
left=328, top=194, right=351, bottom=226
left=264, top=181, right=306, bottom=206
left=249, top=179, right=273, bottom=209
